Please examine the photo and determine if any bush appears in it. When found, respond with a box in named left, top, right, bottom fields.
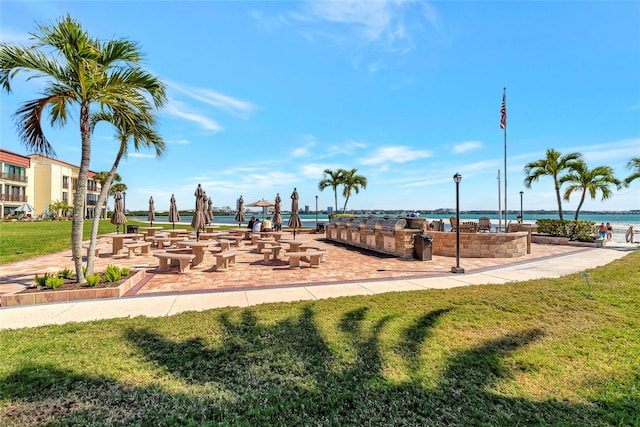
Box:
left=34, top=273, right=52, bottom=287
left=536, top=219, right=596, bottom=241
left=45, top=276, right=64, bottom=289
left=121, top=267, right=130, bottom=276
left=86, top=274, right=101, bottom=287
left=104, top=265, right=122, bottom=282
left=57, top=268, right=73, bottom=279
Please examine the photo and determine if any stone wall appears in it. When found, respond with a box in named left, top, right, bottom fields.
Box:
left=429, top=231, right=529, bottom=258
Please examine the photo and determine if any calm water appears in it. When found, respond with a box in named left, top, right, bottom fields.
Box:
left=148, top=213, right=640, bottom=227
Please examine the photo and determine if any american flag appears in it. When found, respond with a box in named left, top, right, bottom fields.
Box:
left=500, top=91, right=507, bottom=129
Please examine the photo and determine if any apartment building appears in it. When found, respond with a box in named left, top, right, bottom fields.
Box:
left=1, top=148, right=102, bottom=218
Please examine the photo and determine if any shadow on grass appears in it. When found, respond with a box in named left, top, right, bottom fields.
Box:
left=1, top=305, right=637, bottom=425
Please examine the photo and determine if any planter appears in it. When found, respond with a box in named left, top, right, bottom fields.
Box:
left=531, top=233, right=603, bottom=248
left=1, top=269, right=146, bottom=307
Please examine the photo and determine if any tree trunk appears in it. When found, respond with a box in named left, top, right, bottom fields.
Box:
left=72, top=101, right=91, bottom=284
left=574, top=189, right=587, bottom=221
left=86, top=146, right=124, bottom=275
left=554, top=177, right=564, bottom=220
left=334, top=190, right=338, bottom=213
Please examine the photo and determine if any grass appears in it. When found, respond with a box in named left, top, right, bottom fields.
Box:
left=1, top=241, right=639, bottom=425
left=0, top=219, right=206, bottom=264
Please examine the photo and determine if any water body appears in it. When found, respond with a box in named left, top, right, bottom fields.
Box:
left=147, top=213, right=640, bottom=228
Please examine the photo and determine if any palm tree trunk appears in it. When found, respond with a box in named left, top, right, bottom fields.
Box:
left=334, top=190, right=338, bottom=213
left=343, top=196, right=350, bottom=213
left=574, top=189, right=587, bottom=220
left=86, top=146, right=125, bottom=275
left=72, top=102, right=91, bottom=284
left=554, top=178, right=564, bottom=220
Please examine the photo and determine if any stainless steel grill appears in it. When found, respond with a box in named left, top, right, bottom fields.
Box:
left=348, top=218, right=367, bottom=229
left=380, top=218, right=407, bottom=235
left=364, top=218, right=382, bottom=232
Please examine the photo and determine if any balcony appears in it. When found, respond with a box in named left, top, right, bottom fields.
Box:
left=1, top=194, right=28, bottom=202
left=1, top=172, right=28, bottom=183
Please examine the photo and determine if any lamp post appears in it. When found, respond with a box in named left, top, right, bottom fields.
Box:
left=315, top=195, right=319, bottom=232
left=451, top=173, right=464, bottom=274
left=122, top=191, right=126, bottom=217
left=519, top=191, right=524, bottom=224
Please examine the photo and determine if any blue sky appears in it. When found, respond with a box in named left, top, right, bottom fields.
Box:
left=1, top=1, right=639, bottom=213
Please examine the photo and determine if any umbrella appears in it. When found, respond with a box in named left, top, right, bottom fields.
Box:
left=110, top=190, right=127, bottom=233
left=206, top=196, right=214, bottom=225
left=148, top=196, right=156, bottom=227
left=273, top=193, right=283, bottom=231
left=235, top=195, right=245, bottom=227
left=190, top=184, right=207, bottom=240
left=168, top=194, right=180, bottom=229
left=247, top=198, right=275, bottom=219
left=13, top=203, right=36, bottom=215
left=287, top=188, right=302, bottom=238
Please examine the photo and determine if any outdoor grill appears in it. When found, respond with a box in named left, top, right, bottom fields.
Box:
left=348, top=217, right=367, bottom=230
left=338, top=217, right=353, bottom=228
left=364, top=218, right=383, bottom=233
left=381, top=218, right=407, bottom=235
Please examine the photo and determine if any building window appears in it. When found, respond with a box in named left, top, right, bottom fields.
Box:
left=63, top=176, right=69, bottom=189
left=62, top=192, right=68, bottom=202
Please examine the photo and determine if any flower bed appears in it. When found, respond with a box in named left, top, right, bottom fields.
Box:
left=1, top=269, right=146, bottom=307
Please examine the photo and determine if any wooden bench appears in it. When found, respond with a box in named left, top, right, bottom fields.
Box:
left=153, top=252, right=195, bottom=273
left=284, top=250, right=325, bottom=269
left=261, top=246, right=282, bottom=264
left=124, top=241, right=152, bottom=257
left=212, top=250, right=237, bottom=271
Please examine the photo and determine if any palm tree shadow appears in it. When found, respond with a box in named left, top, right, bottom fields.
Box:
left=1, top=306, right=637, bottom=425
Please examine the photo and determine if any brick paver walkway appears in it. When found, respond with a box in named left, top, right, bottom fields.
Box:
left=0, top=231, right=588, bottom=302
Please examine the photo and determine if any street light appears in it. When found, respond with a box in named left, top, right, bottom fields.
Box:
left=122, top=191, right=126, bottom=216
left=519, top=191, right=524, bottom=223
left=451, top=173, right=464, bottom=274
left=315, top=195, right=319, bottom=232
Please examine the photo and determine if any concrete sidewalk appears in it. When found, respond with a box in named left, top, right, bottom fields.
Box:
left=1, top=243, right=635, bottom=330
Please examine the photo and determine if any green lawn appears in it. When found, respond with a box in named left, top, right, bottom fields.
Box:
left=1, top=246, right=638, bottom=425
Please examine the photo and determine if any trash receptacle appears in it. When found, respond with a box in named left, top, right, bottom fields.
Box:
left=126, top=225, right=138, bottom=234
left=414, top=234, right=433, bottom=261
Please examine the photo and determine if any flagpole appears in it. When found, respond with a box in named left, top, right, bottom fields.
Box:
left=501, top=87, right=508, bottom=230
left=497, top=169, right=502, bottom=231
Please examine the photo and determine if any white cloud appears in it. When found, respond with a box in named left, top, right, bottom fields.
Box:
left=292, top=147, right=309, bottom=157
left=167, top=138, right=190, bottom=145
left=453, top=140, right=483, bottom=154
left=359, top=145, right=432, bottom=165
left=128, top=153, right=156, bottom=159
left=163, top=99, right=223, bottom=132
left=165, top=80, right=257, bottom=118
left=325, top=139, right=367, bottom=157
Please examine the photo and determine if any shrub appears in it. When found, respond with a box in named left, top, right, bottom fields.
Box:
left=57, top=268, right=73, bottom=279
left=86, top=274, right=101, bottom=287
left=45, top=276, right=64, bottom=289
left=536, top=219, right=596, bottom=241
left=104, top=265, right=122, bottom=282
left=121, top=267, right=131, bottom=276
left=34, top=273, right=52, bottom=287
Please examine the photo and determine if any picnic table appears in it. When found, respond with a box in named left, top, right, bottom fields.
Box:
left=279, top=239, right=310, bottom=253
left=176, top=240, right=212, bottom=267
left=106, top=232, right=143, bottom=255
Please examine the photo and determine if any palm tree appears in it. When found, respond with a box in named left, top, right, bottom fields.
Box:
left=623, top=157, right=640, bottom=187
left=560, top=161, right=620, bottom=220
left=85, top=110, right=164, bottom=275
left=523, top=149, right=583, bottom=220
left=340, top=168, right=367, bottom=213
left=93, top=171, right=122, bottom=219
left=318, top=169, right=344, bottom=213
left=0, top=15, right=166, bottom=283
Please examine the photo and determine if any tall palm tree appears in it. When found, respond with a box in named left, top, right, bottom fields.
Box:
left=318, top=169, right=344, bottom=213
left=85, top=110, right=164, bottom=275
left=0, top=15, right=166, bottom=283
left=523, top=149, right=583, bottom=220
left=560, top=161, right=620, bottom=220
left=624, top=157, right=640, bottom=187
left=340, top=168, right=367, bottom=213
left=93, top=171, right=122, bottom=219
